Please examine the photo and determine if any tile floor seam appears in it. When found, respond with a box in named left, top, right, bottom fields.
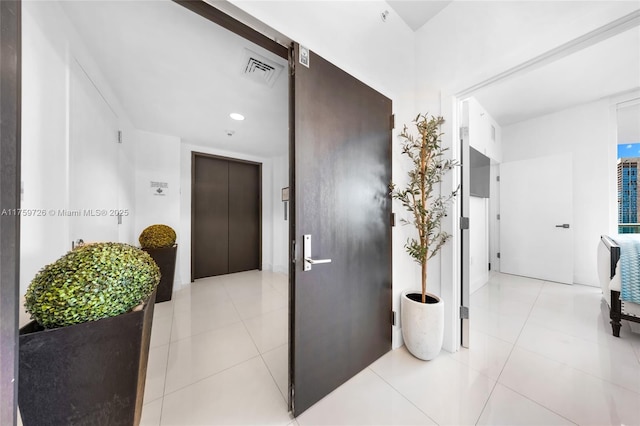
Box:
left=219, top=280, right=262, bottom=354
left=236, top=307, right=264, bottom=355
left=261, top=342, right=289, bottom=403
left=513, top=319, right=640, bottom=394
left=161, top=353, right=264, bottom=399
left=494, top=280, right=639, bottom=424
left=466, top=327, right=514, bottom=347
left=156, top=300, right=175, bottom=426
left=522, top=287, right=640, bottom=396
left=239, top=305, right=288, bottom=322
left=512, top=344, right=640, bottom=397
left=159, top=283, right=260, bottom=402
left=495, top=382, right=580, bottom=426
left=366, top=366, right=441, bottom=425
left=524, top=314, right=632, bottom=349
left=257, top=352, right=289, bottom=405
left=168, top=317, right=244, bottom=345
left=143, top=272, right=640, bottom=425
left=473, top=278, right=546, bottom=425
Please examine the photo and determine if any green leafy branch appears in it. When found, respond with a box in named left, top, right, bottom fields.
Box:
left=389, top=114, right=459, bottom=302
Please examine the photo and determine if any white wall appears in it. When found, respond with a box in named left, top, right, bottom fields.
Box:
left=134, top=130, right=182, bottom=283
left=271, top=154, right=289, bottom=274
left=414, top=2, right=640, bottom=104
left=617, top=101, right=640, bottom=144
left=179, top=143, right=278, bottom=287
left=117, top=122, right=138, bottom=245
left=21, top=1, right=70, bottom=295
left=134, top=131, right=181, bottom=236
left=21, top=1, right=137, bottom=295
left=229, top=0, right=419, bottom=349
left=468, top=97, right=502, bottom=163
left=414, top=1, right=635, bottom=299
left=502, top=98, right=616, bottom=286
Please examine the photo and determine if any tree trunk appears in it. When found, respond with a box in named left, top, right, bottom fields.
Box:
left=422, top=260, right=427, bottom=303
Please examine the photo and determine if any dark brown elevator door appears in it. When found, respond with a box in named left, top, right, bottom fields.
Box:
left=290, top=44, right=392, bottom=415
left=192, top=154, right=260, bottom=280
left=228, top=161, right=260, bottom=273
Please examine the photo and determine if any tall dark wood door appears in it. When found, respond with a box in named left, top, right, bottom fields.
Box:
left=228, top=161, right=261, bottom=273
left=289, top=44, right=393, bottom=416
left=192, top=154, right=261, bottom=280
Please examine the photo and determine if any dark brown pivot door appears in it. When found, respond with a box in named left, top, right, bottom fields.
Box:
left=192, top=154, right=261, bottom=280
left=289, top=44, right=392, bottom=416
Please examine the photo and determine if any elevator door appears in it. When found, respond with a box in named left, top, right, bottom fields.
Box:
left=192, top=153, right=261, bottom=280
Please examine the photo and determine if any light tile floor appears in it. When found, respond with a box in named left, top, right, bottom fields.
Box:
left=138, top=271, right=640, bottom=426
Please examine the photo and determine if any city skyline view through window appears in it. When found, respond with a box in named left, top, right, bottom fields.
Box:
left=618, top=143, right=640, bottom=233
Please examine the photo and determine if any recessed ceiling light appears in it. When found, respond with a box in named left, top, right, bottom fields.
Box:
left=230, top=113, right=245, bottom=121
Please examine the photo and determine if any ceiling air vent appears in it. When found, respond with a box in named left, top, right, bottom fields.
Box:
left=241, top=49, right=284, bottom=87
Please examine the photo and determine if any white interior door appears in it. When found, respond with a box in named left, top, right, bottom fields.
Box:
left=500, top=153, right=573, bottom=284
left=69, top=59, right=120, bottom=245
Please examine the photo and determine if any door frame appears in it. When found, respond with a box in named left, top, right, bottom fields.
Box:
left=0, top=1, right=22, bottom=424
left=190, top=151, right=263, bottom=282
left=459, top=99, right=470, bottom=349
left=440, top=93, right=464, bottom=353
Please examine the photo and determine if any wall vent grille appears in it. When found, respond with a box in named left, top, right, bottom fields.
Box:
left=241, top=49, right=284, bottom=87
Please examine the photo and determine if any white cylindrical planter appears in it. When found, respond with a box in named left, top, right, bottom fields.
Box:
left=401, top=290, right=444, bottom=361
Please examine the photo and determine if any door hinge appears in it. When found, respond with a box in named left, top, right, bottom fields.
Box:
left=460, top=217, right=470, bottom=230
left=497, top=214, right=500, bottom=220
left=289, top=47, right=295, bottom=76
left=117, top=213, right=122, bottom=225
left=290, top=386, right=295, bottom=413
left=291, top=240, right=296, bottom=263
left=488, top=262, right=491, bottom=271
left=391, top=310, right=396, bottom=326
left=391, top=212, right=396, bottom=227
left=496, top=175, right=500, bottom=182
left=460, top=306, right=469, bottom=319
left=117, top=130, right=123, bottom=144
left=391, top=114, right=395, bottom=130
left=497, top=252, right=501, bottom=259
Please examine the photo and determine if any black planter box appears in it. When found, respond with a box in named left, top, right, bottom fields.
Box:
left=143, top=245, right=177, bottom=303
left=18, top=290, right=156, bottom=426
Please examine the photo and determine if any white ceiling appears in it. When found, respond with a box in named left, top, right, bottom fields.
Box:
left=471, top=25, right=640, bottom=127
left=387, top=0, right=639, bottom=127
left=59, top=0, right=289, bottom=157
left=386, top=1, right=452, bottom=31
left=59, top=1, right=638, bottom=148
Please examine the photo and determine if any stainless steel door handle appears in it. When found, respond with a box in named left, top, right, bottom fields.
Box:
left=305, top=257, right=332, bottom=265
left=555, top=224, right=570, bottom=229
left=303, top=234, right=332, bottom=271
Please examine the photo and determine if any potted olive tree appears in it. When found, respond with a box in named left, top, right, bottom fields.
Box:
left=139, top=224, right=178, bottom=302
left=390, top=114, right=458, bottom=360
left=19, top=242, right=160, bottom=425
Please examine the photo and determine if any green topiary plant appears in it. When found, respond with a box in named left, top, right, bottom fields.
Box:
left=139, top=224, right=177, bottom=249
left=24, top=242, right=160, bottom=329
